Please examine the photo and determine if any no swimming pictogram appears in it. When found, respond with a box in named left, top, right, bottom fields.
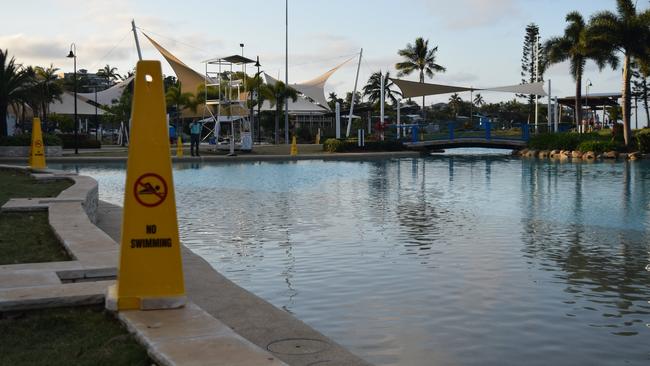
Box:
left=134, top=173, right=168, bottom=207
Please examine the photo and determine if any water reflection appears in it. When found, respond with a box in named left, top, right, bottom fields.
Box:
left=51, top=156, right=650, bottom=366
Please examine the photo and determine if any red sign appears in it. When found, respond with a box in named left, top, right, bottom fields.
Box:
left=134, top=173, right=168, bottom=207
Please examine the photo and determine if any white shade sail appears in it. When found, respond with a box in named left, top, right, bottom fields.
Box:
left=484, top=82, right=547, bottom=96
left=391, top=78, right=474, bottom=98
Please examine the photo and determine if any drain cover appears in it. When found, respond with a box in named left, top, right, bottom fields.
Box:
left=267, top=338, right=330, bottom=355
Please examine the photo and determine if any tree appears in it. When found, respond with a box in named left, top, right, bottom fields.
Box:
left=396, top=37, right=446, bottom=118
left=260, top=81, right=298, bottom=144
left=473, top=93, right=485, bottom=108
left=0, top=49, right=32, bottom=136
left=632, top=60, right=649, bottom=129
left=362, top=71, right=402, bottom=106
left=448, top=93, right=462, bottom=118
left=96, top=64, right=121, bottom=86
left=165, top=84, right=195, bottom=129
left=545, top=12, right=618, bottom=127
left=33, top=65, right=63, bottom=122
left=589, top=0, right=650, bottom=146
left=519, top=24, right=547, bottom=117
left=327, top=92, right=343, bottom=111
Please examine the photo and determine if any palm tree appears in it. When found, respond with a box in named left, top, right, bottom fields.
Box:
left=33, top=65, right=63, bottom=122
left=97, top=64, right=121, bottom=86
left=327, top=92, right=343, bottom=111
left=545, top=11, right=619, bottom=129
left=396, top=37, right=446, bottom=118
left=448, top=93, right=462, bottom=119
left=0, top=49, right=32, bottom=136
left=260, top=81, right=298, bottom=144
left=165, top=84, right=195, bottom=130
left=588, top=0, right=650, bottom=146
left=473, top=93, right=485, bottom=108
left=362, top=71, right=402, bottom=106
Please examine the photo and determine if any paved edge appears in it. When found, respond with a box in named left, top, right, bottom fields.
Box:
left=97, top=201, right=373, bottom=366
left=0, top=151, right=423, bottom=164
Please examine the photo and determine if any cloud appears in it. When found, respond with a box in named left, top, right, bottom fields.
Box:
left=423, top=0, right=520, bottom=29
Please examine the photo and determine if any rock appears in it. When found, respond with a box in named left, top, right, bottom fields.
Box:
left=628, top=152, right=641, bottom=160
left=549, top=150, right=561, bottom=158
left=538, top=150, right=549, bottom=158
left=583, top=151, right=596, bottom=160
left=603, top=151, right=618, bottom=159
left=518, top=149, right=529, bottom=157
left=571, top=151, right=583, bottom=159
left=526, top=150, right=538, bottom=158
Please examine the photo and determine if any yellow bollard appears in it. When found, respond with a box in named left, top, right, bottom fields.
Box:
left=29, top=117, right=46, bottom=169
left=290, top=135, right=298, bottom=156
left=176, top=135, right=183, bottom=157
left=106, top=60, right=185, bottom=311
left=315, top=128, right=321, bottom=145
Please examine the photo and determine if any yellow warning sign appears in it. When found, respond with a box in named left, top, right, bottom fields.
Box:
left=29, top=117, right=46, bottom=169
left=290, top=135, right=298, bottom=156
left=176, top=135, right=183, bottom=157
left=106, top=60, right=185, bottom=311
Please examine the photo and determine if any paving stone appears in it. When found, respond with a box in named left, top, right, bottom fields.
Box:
left=0, top=280, right=114, bottom=311
left=0, top=270, right=61, bottom=289
left=1, top=198, right=49, bottom=212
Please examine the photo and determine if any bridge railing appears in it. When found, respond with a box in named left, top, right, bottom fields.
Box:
left=388, top=122, right=530, bottom=144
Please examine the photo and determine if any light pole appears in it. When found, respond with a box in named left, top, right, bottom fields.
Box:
left=255, top=56, right=262, bottom=144
left=584, top=79, right=592, bottom=133
left=94, top=86, right=98, bottom=141
left=284, top=0, right=289, bottom=144
left=67, top=44, right=78, bottom=154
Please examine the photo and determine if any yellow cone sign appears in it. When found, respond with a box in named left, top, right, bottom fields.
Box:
left=29, top=117, right=46, bottom=169
left=290, top=135, right=298, bottom=156
left=176, top=135, right=183, bottom=157
left=106, top=60, right=185, bottom=311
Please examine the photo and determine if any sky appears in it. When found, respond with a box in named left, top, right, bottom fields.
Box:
left=2, top=0, right=649, bottom=125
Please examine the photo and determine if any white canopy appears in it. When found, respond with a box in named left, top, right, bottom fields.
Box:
left=49, top=92, right=107, bottom=115
left=77, top=76, right=134, bottom=106
left=391, top=78, right=548, bottom=98
left=484, top=82, right=547, bottom=96
left=262, top=73, right=329, bottom=114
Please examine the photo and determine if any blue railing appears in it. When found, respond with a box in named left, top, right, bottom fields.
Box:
left=390, top=122, right=530, bottom=144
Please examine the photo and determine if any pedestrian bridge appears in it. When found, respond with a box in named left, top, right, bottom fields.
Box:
left=392, top=122, right=530, bottom=151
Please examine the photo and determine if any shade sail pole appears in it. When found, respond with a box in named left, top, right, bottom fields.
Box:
left=346, top=48, right=363, bottom=138
left=547, top=79, right=552, bottom=132
left=380, top=70, right=385, bottom=141
left=284, top=0, right=289, bottom=144
left=131, top=20, right=143, bottom=61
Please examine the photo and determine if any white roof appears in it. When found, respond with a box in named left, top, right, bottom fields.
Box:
left=77, top=76, right=134, bottom=106
left=49, top=92, right=107, bottom=115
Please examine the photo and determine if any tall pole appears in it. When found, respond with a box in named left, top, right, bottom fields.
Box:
left=534, top=34, right=539, bottom=133
left=284, top=0, right=289, bottom=144
left=346, top=48, right=363, bottom=138
left=95, top=87, right=98, bottom=140
left=131, top=20, right=143, bottom=61
left=335, top=102, right=341, bottom=139
left=547, top=79, right=552, bottom=132
left=256, top=57, right=261, bottom=144
left=380, top=70, right=385, bottom=141
left=74, top=55, right=77, bottom=154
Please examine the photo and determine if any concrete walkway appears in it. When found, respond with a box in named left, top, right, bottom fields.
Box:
left=97, top=201, right=372, bottom=366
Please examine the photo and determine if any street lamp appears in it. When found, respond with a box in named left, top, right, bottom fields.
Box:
left=582, top=79, right=592, bottom=133
left=66, top=44, right=78, bottom=154
left=254, top=56, right=262, bottom=144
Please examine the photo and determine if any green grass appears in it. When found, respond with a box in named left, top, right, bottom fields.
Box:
left=0, top=169, right=74, bottom=264
left=0, top=212, right=71, bottom=265
left=0, top=169, right=73, bottom=206
left=0, top=306, right=151, bottom=366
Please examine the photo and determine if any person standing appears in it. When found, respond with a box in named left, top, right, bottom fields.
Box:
left=190, top=120, right=201, bottom=157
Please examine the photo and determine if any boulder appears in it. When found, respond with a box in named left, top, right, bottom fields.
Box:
left=549, top=150, right=561, bottom=158
left=571, top=151, right=583, bottom=159
left=628, top=152, right=641, bottom=160
left=538, top=150, right=549, bottom=158
left=582, top=151, right=596, bottom=160
left=518, top=149, right=529, bottom=157
left=603, top=151, right=618, bottom=159
left=526, top=150, right=538, bottom=158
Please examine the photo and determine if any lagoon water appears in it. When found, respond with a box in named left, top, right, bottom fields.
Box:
left=54, top=151, right=650, bottom=366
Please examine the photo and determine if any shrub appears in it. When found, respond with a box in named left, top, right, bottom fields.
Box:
left=0, top=134, right=62, bottom=147
left=58, top=134, right=101, bottom=149
left=635, top=129, right=650, bottom=153
left=528, top=132, right=613, bottom=151
left=576, top=140, right=619, bottom=153
left=323, top=138, right=405, bottom=153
